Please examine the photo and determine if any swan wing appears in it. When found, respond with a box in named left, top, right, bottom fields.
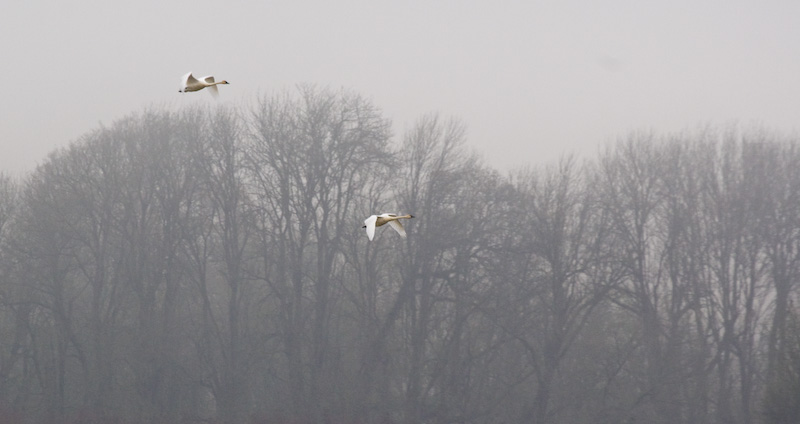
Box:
left=181, top=72, right=204, bottom=91
left=184, top=72, right=200, bottom=85
left=387, top=220, right=407, bottom=238
left=200, top=76, right=220, bottom=97
left=364, top=215, right=377, bottom=241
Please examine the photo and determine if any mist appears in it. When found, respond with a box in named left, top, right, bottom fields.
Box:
left=0, top=87, right=798, bottom=424
left=3, top=2, right=800, bottom=422
left=3, top=2, right=800, bottom=175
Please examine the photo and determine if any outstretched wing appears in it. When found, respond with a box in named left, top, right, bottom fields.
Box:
left=364, top=215, right=378, bottom=241
left=181, top=72, right=202, bottom=91
left=387, top=220, right=407, bottom=238
left=202, top=76, right=219, bottom=97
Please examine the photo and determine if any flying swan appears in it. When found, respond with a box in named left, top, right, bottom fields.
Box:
left=178, top=72, right=229, bottom=96
left=363, top=213, right=414, bottom=241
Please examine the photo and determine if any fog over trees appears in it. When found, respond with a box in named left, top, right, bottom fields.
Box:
left=0, top=86, right=799, bottom=424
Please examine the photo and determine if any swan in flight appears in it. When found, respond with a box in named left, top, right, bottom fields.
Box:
left=178, top=72, right=229, bottom=96
left=363, top=213, right=414, bottom=241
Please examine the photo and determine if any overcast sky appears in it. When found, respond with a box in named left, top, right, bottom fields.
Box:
left=2, top=1, right=799, bottom=175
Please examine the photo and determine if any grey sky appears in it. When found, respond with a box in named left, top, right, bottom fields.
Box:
left=2, top=1, right=799, bottom=175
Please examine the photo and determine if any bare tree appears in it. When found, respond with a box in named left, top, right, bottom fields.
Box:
left=183, top=106, right=259, bottom=424
left=486, top=157, right=614, bottom=424
left=0, top=175, right=28, bottom=418
left=596, top=134, right=691, bottom=423
left=763, top=304, right=800, bottom=424
left=756, top=139, right=800, bottom=384
left=699, top=133, right=770, bottom=424
left=247, top=86, right=392, bottom=422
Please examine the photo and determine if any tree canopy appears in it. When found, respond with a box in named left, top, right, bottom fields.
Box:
left=0, top=88, right=798, bottom=424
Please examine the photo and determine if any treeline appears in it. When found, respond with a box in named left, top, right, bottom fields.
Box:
left=0, top=86, right=799, bottom=424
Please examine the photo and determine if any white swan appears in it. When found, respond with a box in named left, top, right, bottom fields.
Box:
left=178, top=72, right=229, bottom=96
left=363, top=213, right=414, bottom=241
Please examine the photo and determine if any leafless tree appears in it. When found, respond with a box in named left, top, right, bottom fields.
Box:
left=247, top=86, right=392, bottom=422
left=4, top=96, right=800, bottom=424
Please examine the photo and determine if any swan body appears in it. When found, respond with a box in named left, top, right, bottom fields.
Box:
left=178, top=72, right=229, bottom=96
left=363, top=213, right=414, bottom=241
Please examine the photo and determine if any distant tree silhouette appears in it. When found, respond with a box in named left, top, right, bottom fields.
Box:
left=1, top=96, right=799, bottom=424
left=763, top=305, right=800, bottom=424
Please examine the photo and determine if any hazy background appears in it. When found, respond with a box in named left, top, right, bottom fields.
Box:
left=2, top=0, right=799, bottom=175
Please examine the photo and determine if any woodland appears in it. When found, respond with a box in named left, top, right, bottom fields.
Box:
left=0, top=86, right=799, bottom=424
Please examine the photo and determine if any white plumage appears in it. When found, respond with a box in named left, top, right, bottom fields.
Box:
left=178, top=72, right=229, bottom=97
left=363, top=213, right=414, bottom=241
